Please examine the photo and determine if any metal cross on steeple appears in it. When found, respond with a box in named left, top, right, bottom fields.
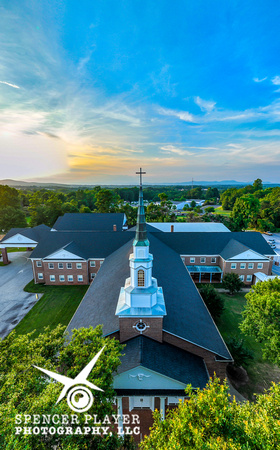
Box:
left=136, top=168, right=146, bottom=188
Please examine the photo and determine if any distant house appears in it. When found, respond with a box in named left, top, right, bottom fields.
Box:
left=172, top=199, right=205, bottom=210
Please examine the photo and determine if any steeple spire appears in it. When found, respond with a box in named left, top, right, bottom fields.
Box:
left=134, top=168, right=149, bottom=247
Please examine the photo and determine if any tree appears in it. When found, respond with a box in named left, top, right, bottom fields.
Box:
left=253, top=178, right=263, bottom=191
left=199, top=285, right=224, bottom=321
left=240, top=278, right=280, bottom=365
left=0, top=185, right=21, bottom=208
left=94, top=189, right=121, bottom=213
left=231, top=194, right=260, bottom=230
left=204, top=206, right=215, bottom=213
left=0, top=325, right=134, bottom=450
left=222, top=273, right=244, bottom=295
left=140, top=377, right=280, bottom=450
left=0, top=206, right=27, bottom=232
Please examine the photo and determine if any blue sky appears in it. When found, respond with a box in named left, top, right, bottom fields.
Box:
left=1, top=0, right=280, bottom=184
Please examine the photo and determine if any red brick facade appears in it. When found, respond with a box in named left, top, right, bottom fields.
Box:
left=119, top=317, right=163, bottom=343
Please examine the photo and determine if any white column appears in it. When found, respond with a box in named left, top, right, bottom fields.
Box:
left=116, top=397, right=123, bottom=434
left=160, top=397, right=166, bottom=420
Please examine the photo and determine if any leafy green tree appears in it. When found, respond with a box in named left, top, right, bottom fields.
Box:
left=253, top=178, right=263, bottom=191
left=0, top=325, right=134, bottom=450
left=0, top=206, right=27, bottom=232
left=240, top=278, right=280, bottom=365
left=0, top=185, right=21, bottom=208
left=225, top=337, right=253, bottom=367
left=95, top=189, right=121, bottom=213
left=222, top=273, right=244, bottom=295
left=140, top=377, right=280, bottom=450
left=190, top=200, right=196, bottom=208
left=199, top=285, right=224, bottom=321
left=231, top=194, right=260, bottom=229
left=204, top=206, right=215, bottom=213
left=220, top=188, right=240, bottom=210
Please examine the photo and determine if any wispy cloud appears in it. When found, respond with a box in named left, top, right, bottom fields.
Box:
left=160, top=145, right=194, bottom=156
left=0, top=80, right=20, bottom=89
left=253, top=77, right=267, bottom=83
left=194, top=96, right=216, bottom=112
left=272, top=76, right=280, bottom=85
left=158, top=107, right=195, bottom=123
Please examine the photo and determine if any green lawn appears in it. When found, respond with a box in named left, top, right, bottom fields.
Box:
left=15, top=281, right=88, bottom=338
left=213, top=206, right=231, bottom=217
left=216, top=290, right=280, bottom=399
left=6, top=247, right=28, bottom=253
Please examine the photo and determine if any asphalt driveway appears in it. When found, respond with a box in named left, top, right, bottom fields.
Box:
left=0, top=252, right=41, bottom=339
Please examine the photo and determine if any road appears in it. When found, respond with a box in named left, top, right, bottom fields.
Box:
left=0, top=252, right=41, bottom=339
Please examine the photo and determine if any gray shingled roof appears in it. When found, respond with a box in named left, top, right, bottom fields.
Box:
left=53, top=213, right=125, bottom=231
left=0, top=224, right=50, bottom=243
left=136, top=231, right=276, bottom=257
left=30, top=231, right=132, bottom=259
left=67, top=233, right=232, bottom=360
left=116, top=335, right=209, bottom=389
left=220, top=239, right=250, bottom=260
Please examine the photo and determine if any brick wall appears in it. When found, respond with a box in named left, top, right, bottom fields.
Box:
left=119, top=317, right=163, bottom=343
left=223, top=260, right=272, bottom=284
left=182, top=255, right=222, bottom=268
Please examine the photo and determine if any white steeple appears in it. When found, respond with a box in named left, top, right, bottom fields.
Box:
left=115, top=169, right=166, bottom=317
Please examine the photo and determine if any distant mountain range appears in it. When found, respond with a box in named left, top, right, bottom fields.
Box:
left=0, top=178, right=279, bottom=188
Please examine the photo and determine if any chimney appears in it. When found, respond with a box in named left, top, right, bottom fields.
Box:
left=171, top=225, right=174, bottom=232
left=113, top=224, right=117, bottom=231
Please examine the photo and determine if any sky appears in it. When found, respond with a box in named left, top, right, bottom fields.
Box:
left=1, top=1, right=280, bottom=185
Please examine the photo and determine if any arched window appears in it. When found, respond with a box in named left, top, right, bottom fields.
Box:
left=138, top=269, right=145, bottom=287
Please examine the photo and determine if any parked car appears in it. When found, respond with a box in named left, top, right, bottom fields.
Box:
left=268, top=239, right=275, bottom=243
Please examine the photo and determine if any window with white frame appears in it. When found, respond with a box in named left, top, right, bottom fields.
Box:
left=58, top=263, right=64, bottom=269
left=91, top=273, right=96, bottom=279
left=100, top=260, right=104, bottom=266
left=36, top=261, right=42, bottom=267
left=67, top=263, right=72, bottom=269
left=239, top=275, right=244, bottom=281
left=76, top=263, right=82, bottom=269
left=190, top=257, right=195, bottom=263
left=211, top=257, right=216, bottom=263
left=68, top=275, right=73, bottom=282
left=77, top=275, right=83, bottom=282
left=50, top=275, right=55, bottom=282
left=38, top=273, right=43, bottom=280
left=257, top=263, right=263, bottom=269
left=48, top=263, right=54, bottom=269
left=90, top=261, right=96, bottom=267
left=240, top=263, right=246, bottom=269
left=231, top=263, right=236, bottom=269
left=246, top=275, right=252, bottom=282
left=200, top=258, right=206, bottom=263
left=248, top=263, right=254, bottom=269
left=59, top=275, right=65, bottom=282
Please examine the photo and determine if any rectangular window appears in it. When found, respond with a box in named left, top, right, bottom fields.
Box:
left=240, top=263, right=246, bottom=269
left=67, top=275, right=73, bottom=282
left=36, top=261, right=42, bottom=267
left=58, top=263, right=64, bottom=269
left=248, top=263, right=254, bottom=269
left=246, top=275, right=252, bottom=282
left=257, top=263, right=263, bottom=269
left=77, top=275, right=83, bottom=282
left=190, top=258, right=195, bottom=263
left=231, top=263, right=236, bottom=269
left=211, top=257, right=216, bottom=263
left=200, top=258, right=206, bottom=263
left=91, top=273, right=96, bottom=279
left=38, top=273, right=43, bottom=280
left=76, top=263, right=82, bottom=269
left=239, top=275, right=244, bottom=281
left=50, top=275, right=55, bottom=282
left=59, top=275, right=65, bottom=282
left=90, top=261, right=96, bottom=267
left=48, top=263, right=54, bottom=269
left=67, top=263, right=72, bottom=269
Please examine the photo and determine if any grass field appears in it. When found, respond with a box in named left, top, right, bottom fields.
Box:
left=15, top=280, right=88, bottom=338
left=213, top=206, right=232, bottom=217
left=216, top=290, right=280, bottom=400
left=6, top=247, right=28, bottom=253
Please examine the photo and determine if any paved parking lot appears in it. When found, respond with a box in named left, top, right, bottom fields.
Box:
left=262, top=233, right=280, bottom=275
left=0, top=252, right=41, bottom=339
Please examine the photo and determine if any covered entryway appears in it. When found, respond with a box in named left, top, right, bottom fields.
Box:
left=186, top=265, right=223, bottom=283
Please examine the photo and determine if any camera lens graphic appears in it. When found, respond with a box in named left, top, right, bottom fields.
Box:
left=67, top=385, right=93, bottom=413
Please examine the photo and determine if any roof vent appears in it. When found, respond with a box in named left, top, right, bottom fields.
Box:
left=113, top=224, right=117, bottom=231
